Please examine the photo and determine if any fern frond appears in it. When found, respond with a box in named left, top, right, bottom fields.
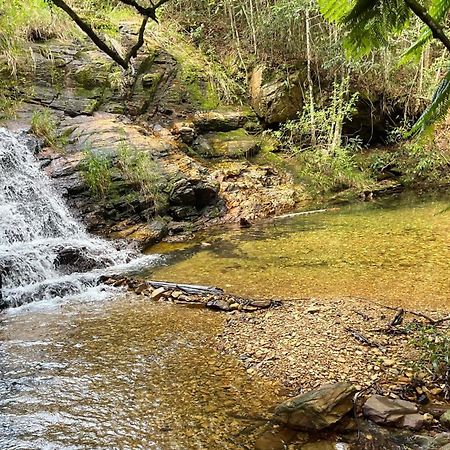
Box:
left=408, top=69, right=450, bottom=135
left=319, top=0, right=411, bottom=57
left=400, top=0, right=450, bottom=64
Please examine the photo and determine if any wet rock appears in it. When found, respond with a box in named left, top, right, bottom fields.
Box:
left=274, top=382, right=356, bottom=430
left=440, top=410, right=450, bottom=429
left=54, top=247, right=105, bottom=273
left=239, top=217, right=252, bottom=228
left=363, top=395, right=424, bottom=430
left=254, top=427, right=299, bottom=450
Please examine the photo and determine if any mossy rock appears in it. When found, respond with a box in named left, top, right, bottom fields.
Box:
left=193, top=107, right=260, bottom=132
left=192, top=129, right=260, bottom=159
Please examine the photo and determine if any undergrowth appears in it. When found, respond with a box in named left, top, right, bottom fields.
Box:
left=411, top=325, right=450, bottom=399
left=117, top=142, right=170, bottom=213
left=270, top=78, right=374, bottom=196
left=31, top=109, right=58, bottom=147
left=80, top=148, right=113, bottom=199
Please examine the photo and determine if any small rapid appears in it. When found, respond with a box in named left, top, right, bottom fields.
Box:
left=0, top=128, right=159, bottom=308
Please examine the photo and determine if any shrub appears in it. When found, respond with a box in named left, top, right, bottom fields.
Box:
left=117, top=142, right=169, bottom=213
left=411, top=325, right=450, bottom=399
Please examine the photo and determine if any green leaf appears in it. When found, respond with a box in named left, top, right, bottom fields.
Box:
left=408, top=68, right=450, bottom=135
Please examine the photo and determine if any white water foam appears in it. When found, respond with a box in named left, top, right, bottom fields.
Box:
left=0, top=128, right=159, bottom=307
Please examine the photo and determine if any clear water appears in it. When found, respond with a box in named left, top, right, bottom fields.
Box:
left=147, top=194, right=450, bottom=310
left=0, top=297, right=280, bottom=449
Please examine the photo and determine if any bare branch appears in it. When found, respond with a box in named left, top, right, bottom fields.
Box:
left=125, top=16, right=149, bottom=64
left=50, top=0, right=128, bottom=69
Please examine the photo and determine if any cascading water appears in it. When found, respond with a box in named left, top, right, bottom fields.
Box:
left=0, top=128, right=159, bottom=308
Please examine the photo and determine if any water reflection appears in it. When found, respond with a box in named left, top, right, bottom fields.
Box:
left=147, top=194, right=450, bottom=309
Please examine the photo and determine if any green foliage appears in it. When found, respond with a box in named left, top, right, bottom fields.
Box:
left=30, top=109, right=58, bottom=147
left=0, top=0, right=67, bottom=75
left=411, top=325, right=450, bottom=399
left=117, top=142, right=169, bottom=213
left=295, top=147, right=371, bottom=195
left=409, top=70, right=450, bottom=135
left=80, top=148, right=113, bottom=199
left=274, top=78, right=360, bottom=153
left=271, top=79, right=372, bottom=196
left=397, top=140, right=450, bottom=184
left=318, top=0, right=450, bottom=131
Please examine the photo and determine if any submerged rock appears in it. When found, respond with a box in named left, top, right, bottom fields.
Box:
left=274, top=382, right=356, bottom=430
left=363, top=395, right=424, bottom=430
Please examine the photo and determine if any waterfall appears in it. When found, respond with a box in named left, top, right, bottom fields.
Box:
left=0, top=128, right=158, bottom=308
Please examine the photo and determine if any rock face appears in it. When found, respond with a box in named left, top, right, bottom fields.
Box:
left=250, top=65, right=304, bottom=124
left=274, top=382, right=356, bottom=430
left=363, top=395, right=424, bottom=430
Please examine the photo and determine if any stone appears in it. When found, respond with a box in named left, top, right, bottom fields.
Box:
left=363, top=395, right=424, bottom=430
left=54, top=246, right=106, bottom=273
left=249, top=65, right=304, bottom=124
left=150, top=287, right=166, bottom=300
left=192, top=107, right=259, bottom=133
left=192, top=130, right=260, bottom=159
left=206, top=298, right=230, bottom=311
left=250, top=299, right=271, bottom=308
left=440, top=410, right=450, bottom=429
left=274, top=382, right=356, bottom=430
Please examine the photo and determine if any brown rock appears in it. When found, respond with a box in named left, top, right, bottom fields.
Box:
left=274, top=382, right=356, bottom=430
left=363, top=395, right=424, bottom=430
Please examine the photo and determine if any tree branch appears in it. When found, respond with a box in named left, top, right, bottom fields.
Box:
left=50, top=0, right=170, bottom=70
left=50, top=0, right=129, bottom=69
left=403, top=0, right=450, bottom=53
left=125, top=16, right=149, bottom=64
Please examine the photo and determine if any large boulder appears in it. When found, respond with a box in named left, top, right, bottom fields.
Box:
left=274, top=382, right=356, bottom=430
left=363, top=395, right=424, bottom=430
left=250, top=65, right=304, bottom=124
left=192, top=107, right=259, bottom=132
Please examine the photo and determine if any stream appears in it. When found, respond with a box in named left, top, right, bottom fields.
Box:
left=0, top=129, right=449, bottom=449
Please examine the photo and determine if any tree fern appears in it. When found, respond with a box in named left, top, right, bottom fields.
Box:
left=400, top=0, right=450, bottom=64
left=318, top=0, right=411, bottom=57
left=408, top=68, right=450, bottom=134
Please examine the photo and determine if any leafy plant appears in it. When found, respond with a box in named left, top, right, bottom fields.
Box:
left=411, top=325, right=450, bottom=399
left=80, top=148, right=113, bottom=199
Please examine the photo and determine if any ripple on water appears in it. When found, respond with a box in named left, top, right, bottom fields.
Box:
left=0, top=297, right=281, bottom=449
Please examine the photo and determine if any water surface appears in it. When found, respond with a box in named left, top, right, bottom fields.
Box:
left=0, top=297, right=280, bottom=449
left=148, top=194, right=450, bottom=310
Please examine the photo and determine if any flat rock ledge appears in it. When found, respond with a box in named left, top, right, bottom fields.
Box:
left=98, top=274, right=280, bottom=312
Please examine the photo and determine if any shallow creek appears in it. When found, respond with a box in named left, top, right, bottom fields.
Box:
left=1, top=194, right=449, bottom=449
left=0, top=298, right=280, bottom=449
left=148, top=193, right=450, bottom=310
